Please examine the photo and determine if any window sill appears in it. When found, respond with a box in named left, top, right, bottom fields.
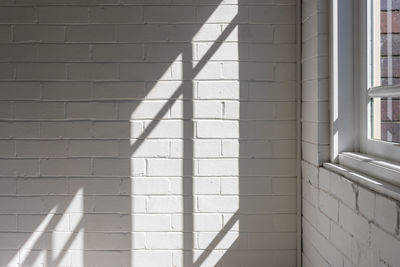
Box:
left=339, top=152, right=400, bottom=187
left=323, top=152, right=400, bottom=201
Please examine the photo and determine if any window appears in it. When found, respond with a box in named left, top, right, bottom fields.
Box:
left=329, top=0, right=400, bottom=180
left=360, top=0, right=400, bottom=161
left=369, top=0, right=400, bottom=144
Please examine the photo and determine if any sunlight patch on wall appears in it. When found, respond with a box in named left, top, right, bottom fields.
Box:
left=192, top=0, right=240, bottom=264
left=8, top=206, right=57, bottom=266
left=53, top=188, right=84, bottom=266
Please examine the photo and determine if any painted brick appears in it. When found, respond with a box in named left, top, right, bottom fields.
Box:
left=197, top=196, right=239, bottom=212
left=0, top=2, right=299, bottom=267
left=338, top=203, right=370, bottom=245
left=38, top=6, right=88, bottom=23
left=0, top=26, right=11, bottom=42
left=133, top=214, right=171, bottom=231
left=147, top=159, right=193, bottom=177
left=0, top=44, right=37, bottom=61
left=171, top=139, right=221, bottom=158
left=197, top=81, right=240, bottom=99
left=93, top=158, right=145, bottom=177
left=326, top=172, right=357, bottom=210
left=0, top=102, right=13, bottom=119
left=375, top=194, right=398, bottom=235
left=92, top=44, right=144, bottom=61
left=240, top=195, right=296, bottom=213
left=147, top=196, right=185, bottom=213
left=248, top=233, right=296, bottom=250
left=14, top=102, right=65, bottom=119
left=303, top=198, right=330, bottom=238
left=274, top=25, right=296, bottom=43
left=302, top=179, right=318, bottom=206
left=89, top=6, right=142, bottom=23
left=197, top=5, right=245, bottom=23
left=13, top=25, right=65, bottom=43
left=0, top=215, right=17, bottom=231
left=193, top=214, right=222, bottom=231
left=93, top=82, right=144, bottom=99
left=69, top=177, right=130, bottom=195
left=371, top=224, right=400, bottom=266
left=330, top=222, right=352, bottom=259
left=67, top=63, right=119, bottom=81
left=0, top=179, right=16, bottom=195
left=0, top=7, right=36, bottom=23
left=11, top=122, right=40, bottom=138
left=120, top=101, right=169, bottom=120
left=17, top=63, right=66, bottom=80
left=40, top=121, right=92, bottom=139
left=41, top=159, right=92, bottom=176
left=170, top=24, right=221, bottom=42
left=197, top=121, right=239, bottom=138
left=132, top=251, right=171, bottom=267
left=68, top=140, right=119, bottom=157
left=303, top=219, right=343, bottom=267
left=118, top=25, right=168, bottom=42
left=0, top=141, right=15, bottom=157
left=66, top=102, right=117, bottom=119
left=0, top=63, right=15, bottom=80
left=16, top=140, right=68, bottom=158
left=17, top=178, right=68, bottom=195
left=0, top=159, right=39, bottom=177
left=319, top=190, right=339, bottom=222
left=66, top=25, right=116, bottom=42
left=357, top=187, right=375, bottom=221
left=143, top=6, right=196, bottom=22
left=37, top=44, right=90, bottom=61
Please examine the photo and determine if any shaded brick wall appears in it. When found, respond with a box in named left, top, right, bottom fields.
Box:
left=303, top=166, right=400, bottom=267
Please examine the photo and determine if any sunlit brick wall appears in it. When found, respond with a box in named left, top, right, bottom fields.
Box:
left=0, top=1, right=298, bottom=267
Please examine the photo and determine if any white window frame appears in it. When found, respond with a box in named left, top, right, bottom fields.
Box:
left=359, top=0, right=400, bottom=162
left=330, top=0, right=357, bottom=163
left=329, top=0, right=400, bottom=186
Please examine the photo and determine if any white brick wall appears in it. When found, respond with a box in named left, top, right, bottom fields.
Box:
left=0, top=1, right=298, bottom=267
left=302, top=167, right=400, bottom=267
left=301, top=0, right=329, bottom=166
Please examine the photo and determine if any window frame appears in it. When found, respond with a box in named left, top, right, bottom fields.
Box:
left=358, top=0, right=400, bottom=162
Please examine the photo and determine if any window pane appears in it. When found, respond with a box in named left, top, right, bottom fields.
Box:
left=371, top=0, right=400, bottom=143
left=378, top=0, right=400, bottom=86
left=372, top=97, right=400, bottom=142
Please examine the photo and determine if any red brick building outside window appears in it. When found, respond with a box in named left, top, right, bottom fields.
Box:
left=379, top=0, right=400, bottom=142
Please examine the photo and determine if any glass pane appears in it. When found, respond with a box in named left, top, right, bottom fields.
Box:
left=371, top=0, right=400, bottom=143
left=377, top=0, right=400, bottom=87
left=372, top=97, right=400, bottom=142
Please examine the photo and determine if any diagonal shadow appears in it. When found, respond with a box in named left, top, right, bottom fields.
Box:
left=129, top=14, right=240, bottom=267
left=182, top=43, right=195, bottom=267
left=15, top=190, right=85, bottom=267
left=193, top=213, right=239, bottom=267
left=49, top=219, right=84, bottom=267
left=129, top=17, right=239, bottom=156
left=8, top=3, right=240, bottom=267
